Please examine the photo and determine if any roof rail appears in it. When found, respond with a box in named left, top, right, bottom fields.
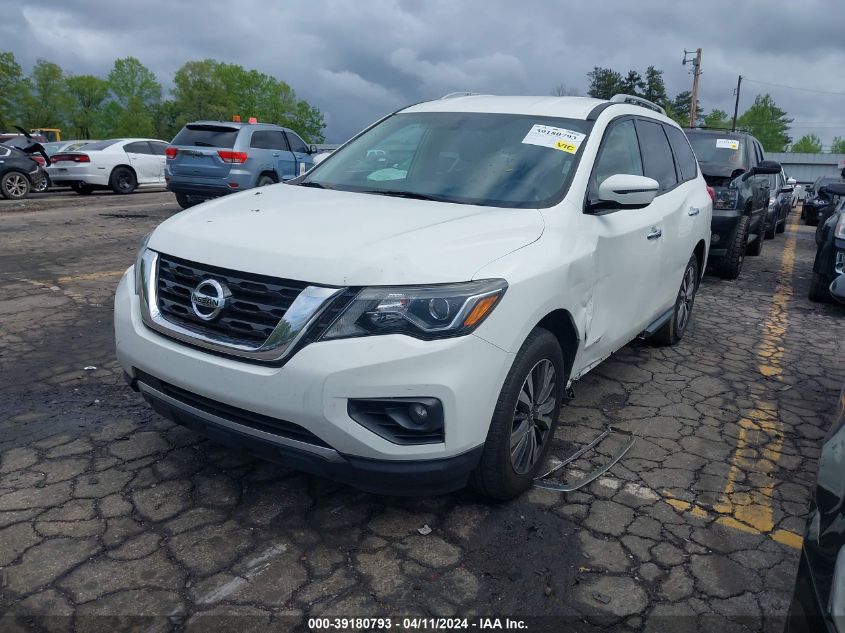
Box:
left=440, top=92, right=485, bottom=99
left=609, top=94, right=666, bottom=116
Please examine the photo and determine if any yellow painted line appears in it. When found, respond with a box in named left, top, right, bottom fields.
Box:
left=661, top=214, right=804, bottom=548
left=662, top=492, right=803, bottom=549
left=56, top=270, right=125, bottom=282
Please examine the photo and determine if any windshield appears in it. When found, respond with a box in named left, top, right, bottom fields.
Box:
left=685, top=132, right=746, bottom=169
left=303, top=112, right=593, bottom=208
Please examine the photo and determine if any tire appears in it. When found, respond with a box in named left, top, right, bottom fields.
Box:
left=71, top=182, right=93, bottom=195
left=256, top=174, right=276, bottom=187
left=747, top=221, right=765, bottom=256
left=109, top=166, right=137, bottom=194
left=809, top=272, right=831, bottom=302
left=0, top=171, right=31, bottom=200
left=652, top=254, right=699, bottom=346
left=470, top=328, right=564, bottom=500
left=765, top=215, right=776, bottom=239
left=776, top=218, right=786, bottom=234
left=175, top=193, right=197, bottom=209
left=33, top=175, right=49, bottom=193
left=717, top=215, right=749, bottom=279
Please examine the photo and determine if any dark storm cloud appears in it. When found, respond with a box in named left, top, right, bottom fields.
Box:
left=3, top=0, right=845, bottom=145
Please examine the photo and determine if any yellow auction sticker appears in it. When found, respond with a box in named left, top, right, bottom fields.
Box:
left=554, top=140, right=578, bottom=154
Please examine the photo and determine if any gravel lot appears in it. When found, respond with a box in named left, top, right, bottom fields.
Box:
left=1, top=189, right=843, bottom=632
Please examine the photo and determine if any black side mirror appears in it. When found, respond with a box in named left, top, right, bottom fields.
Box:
left=309, top=144, right=318, bottom=155
left=753, top=160, right=781, bottom=176
left=820, top=183, right=845, bottom=197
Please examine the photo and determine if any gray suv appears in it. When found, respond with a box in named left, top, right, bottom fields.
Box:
left=165, top=121, right=315, bottom=208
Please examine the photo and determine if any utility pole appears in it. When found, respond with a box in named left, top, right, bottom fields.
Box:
left=682, top=48, right=702, bottom=127
left=731, top=75, right=742, bottom=131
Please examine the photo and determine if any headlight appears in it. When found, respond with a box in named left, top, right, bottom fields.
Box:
left=713, top=188, right=739, bottom=210
left=767, top=197, right=776, bottom=211
left=133, top=232, right=152, bottom=296
left=322, top=279, right=507, bottom=341
left=835, top=214, right=845, bottom=240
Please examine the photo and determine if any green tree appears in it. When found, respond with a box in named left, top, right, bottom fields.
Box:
left=66, top=75, right=109, bottom=139
left=791, top=134, right=822, bottom=153
left=107, top=57, right=161, bottom=107
left=830, top=136, right=845, bottom=153
left=0, top=51, right=25, bottom=130
left=643, top=66, right=667, bottom=107
left=172, top=59, right=325, bottom=142
left=620, top=70, right=645, bottom=97
left=736, top=94, right=792, bottom=152
left=20, top=59, right=70, bottom=128
left=669, top=91, right=702, bottom=127
left=702, top=108, right=730, bottom=129
left=586, top=66, right=624, bottom=99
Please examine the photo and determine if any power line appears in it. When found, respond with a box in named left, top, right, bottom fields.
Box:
left=743, top=77, right=845, bottom=97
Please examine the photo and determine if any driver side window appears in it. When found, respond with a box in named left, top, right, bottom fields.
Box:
left=589, top=119, right=643, bottom=200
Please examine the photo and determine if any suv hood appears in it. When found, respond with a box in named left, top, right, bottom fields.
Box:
left=149, top=185, right=545, bottom=286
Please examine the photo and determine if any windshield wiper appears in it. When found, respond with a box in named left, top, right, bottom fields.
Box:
left=193, top=141, right=214, bottom=147
left=299, top=181, right=334, bottom=190
left=358, top=189, right=446, bottom=202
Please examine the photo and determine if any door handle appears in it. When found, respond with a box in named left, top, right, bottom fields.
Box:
left=647, top=227, right=662, bottom=240
left=273, top=153, right=280, bottom=157
left=688, top=206, right=700, bottom=216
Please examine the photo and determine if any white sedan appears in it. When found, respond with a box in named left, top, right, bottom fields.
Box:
left=46, top=138, right=168, bottom=195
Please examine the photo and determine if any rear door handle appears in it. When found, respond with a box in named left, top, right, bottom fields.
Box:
left=647, top=227, right=662, bottom=240
left=688, top=206, right=700, bottom=216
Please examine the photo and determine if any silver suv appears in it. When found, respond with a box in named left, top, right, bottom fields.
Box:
left=165, top=121, right=315, bottom=208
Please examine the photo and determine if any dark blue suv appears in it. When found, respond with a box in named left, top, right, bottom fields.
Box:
left=165, top=121, right=315, bottom=208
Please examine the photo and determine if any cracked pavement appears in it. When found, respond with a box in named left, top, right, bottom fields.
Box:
left=1, top=191, right=843, bottom=632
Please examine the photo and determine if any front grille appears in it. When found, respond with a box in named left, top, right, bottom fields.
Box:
left=136, top=370, right=330, bottom=448
left=156, top=254, right=309, bottom=346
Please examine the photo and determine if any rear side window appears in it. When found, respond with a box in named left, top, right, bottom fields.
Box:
left=172, top=125, right=239, bottom=149
left=590, top=119, right=643, bottom=195
left=250, top=130, right=289, bottom=151
left=664, top=126, right=698, bottom=182
left=124, top=141, right=153, bottom=154
left=286, top=132, right=309, bottom=154
left=635, top=120, right=678, bottom=191
left=149, top=141, right=167, bottom=156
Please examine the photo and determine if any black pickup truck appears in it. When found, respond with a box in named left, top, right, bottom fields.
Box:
left=684, top=128, right=781, bottom=279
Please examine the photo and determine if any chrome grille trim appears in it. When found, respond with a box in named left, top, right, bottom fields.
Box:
left=138, top=249, right=342, bottom=362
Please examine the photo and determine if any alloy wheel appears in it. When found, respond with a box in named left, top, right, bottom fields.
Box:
left=676, top=265, right=697, bottom=332
left=510, top=359, right=557, bottom=475
left=5, top=174, right=28, bottom=198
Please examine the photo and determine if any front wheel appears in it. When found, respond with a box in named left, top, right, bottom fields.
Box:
left=765, top=215, right=776, bottom=239
left=0, top=171, right=31, bottom=200
left=33, top=175, right=49, bottom=193
left=652, top=254, right=699, bottom=346
left=109, top=167, right=137, bottom=194
left=809, top=272, right=831, bottom=302
left=718, top=215, right=749, bottom=279
left=776, top=218, right=786, bottom=234
left=470, top=328, right=564, bottom=499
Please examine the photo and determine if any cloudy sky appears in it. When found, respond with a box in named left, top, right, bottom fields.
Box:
left=2, top=0, right=844, bottom=146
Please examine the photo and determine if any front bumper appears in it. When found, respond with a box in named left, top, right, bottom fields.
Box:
left=114, top=270, right=513, bottom=490
left=708, top=208, right=742, bottom=257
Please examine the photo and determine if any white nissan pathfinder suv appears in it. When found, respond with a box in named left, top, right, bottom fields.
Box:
left=115, top=94, right=711, bottom=499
